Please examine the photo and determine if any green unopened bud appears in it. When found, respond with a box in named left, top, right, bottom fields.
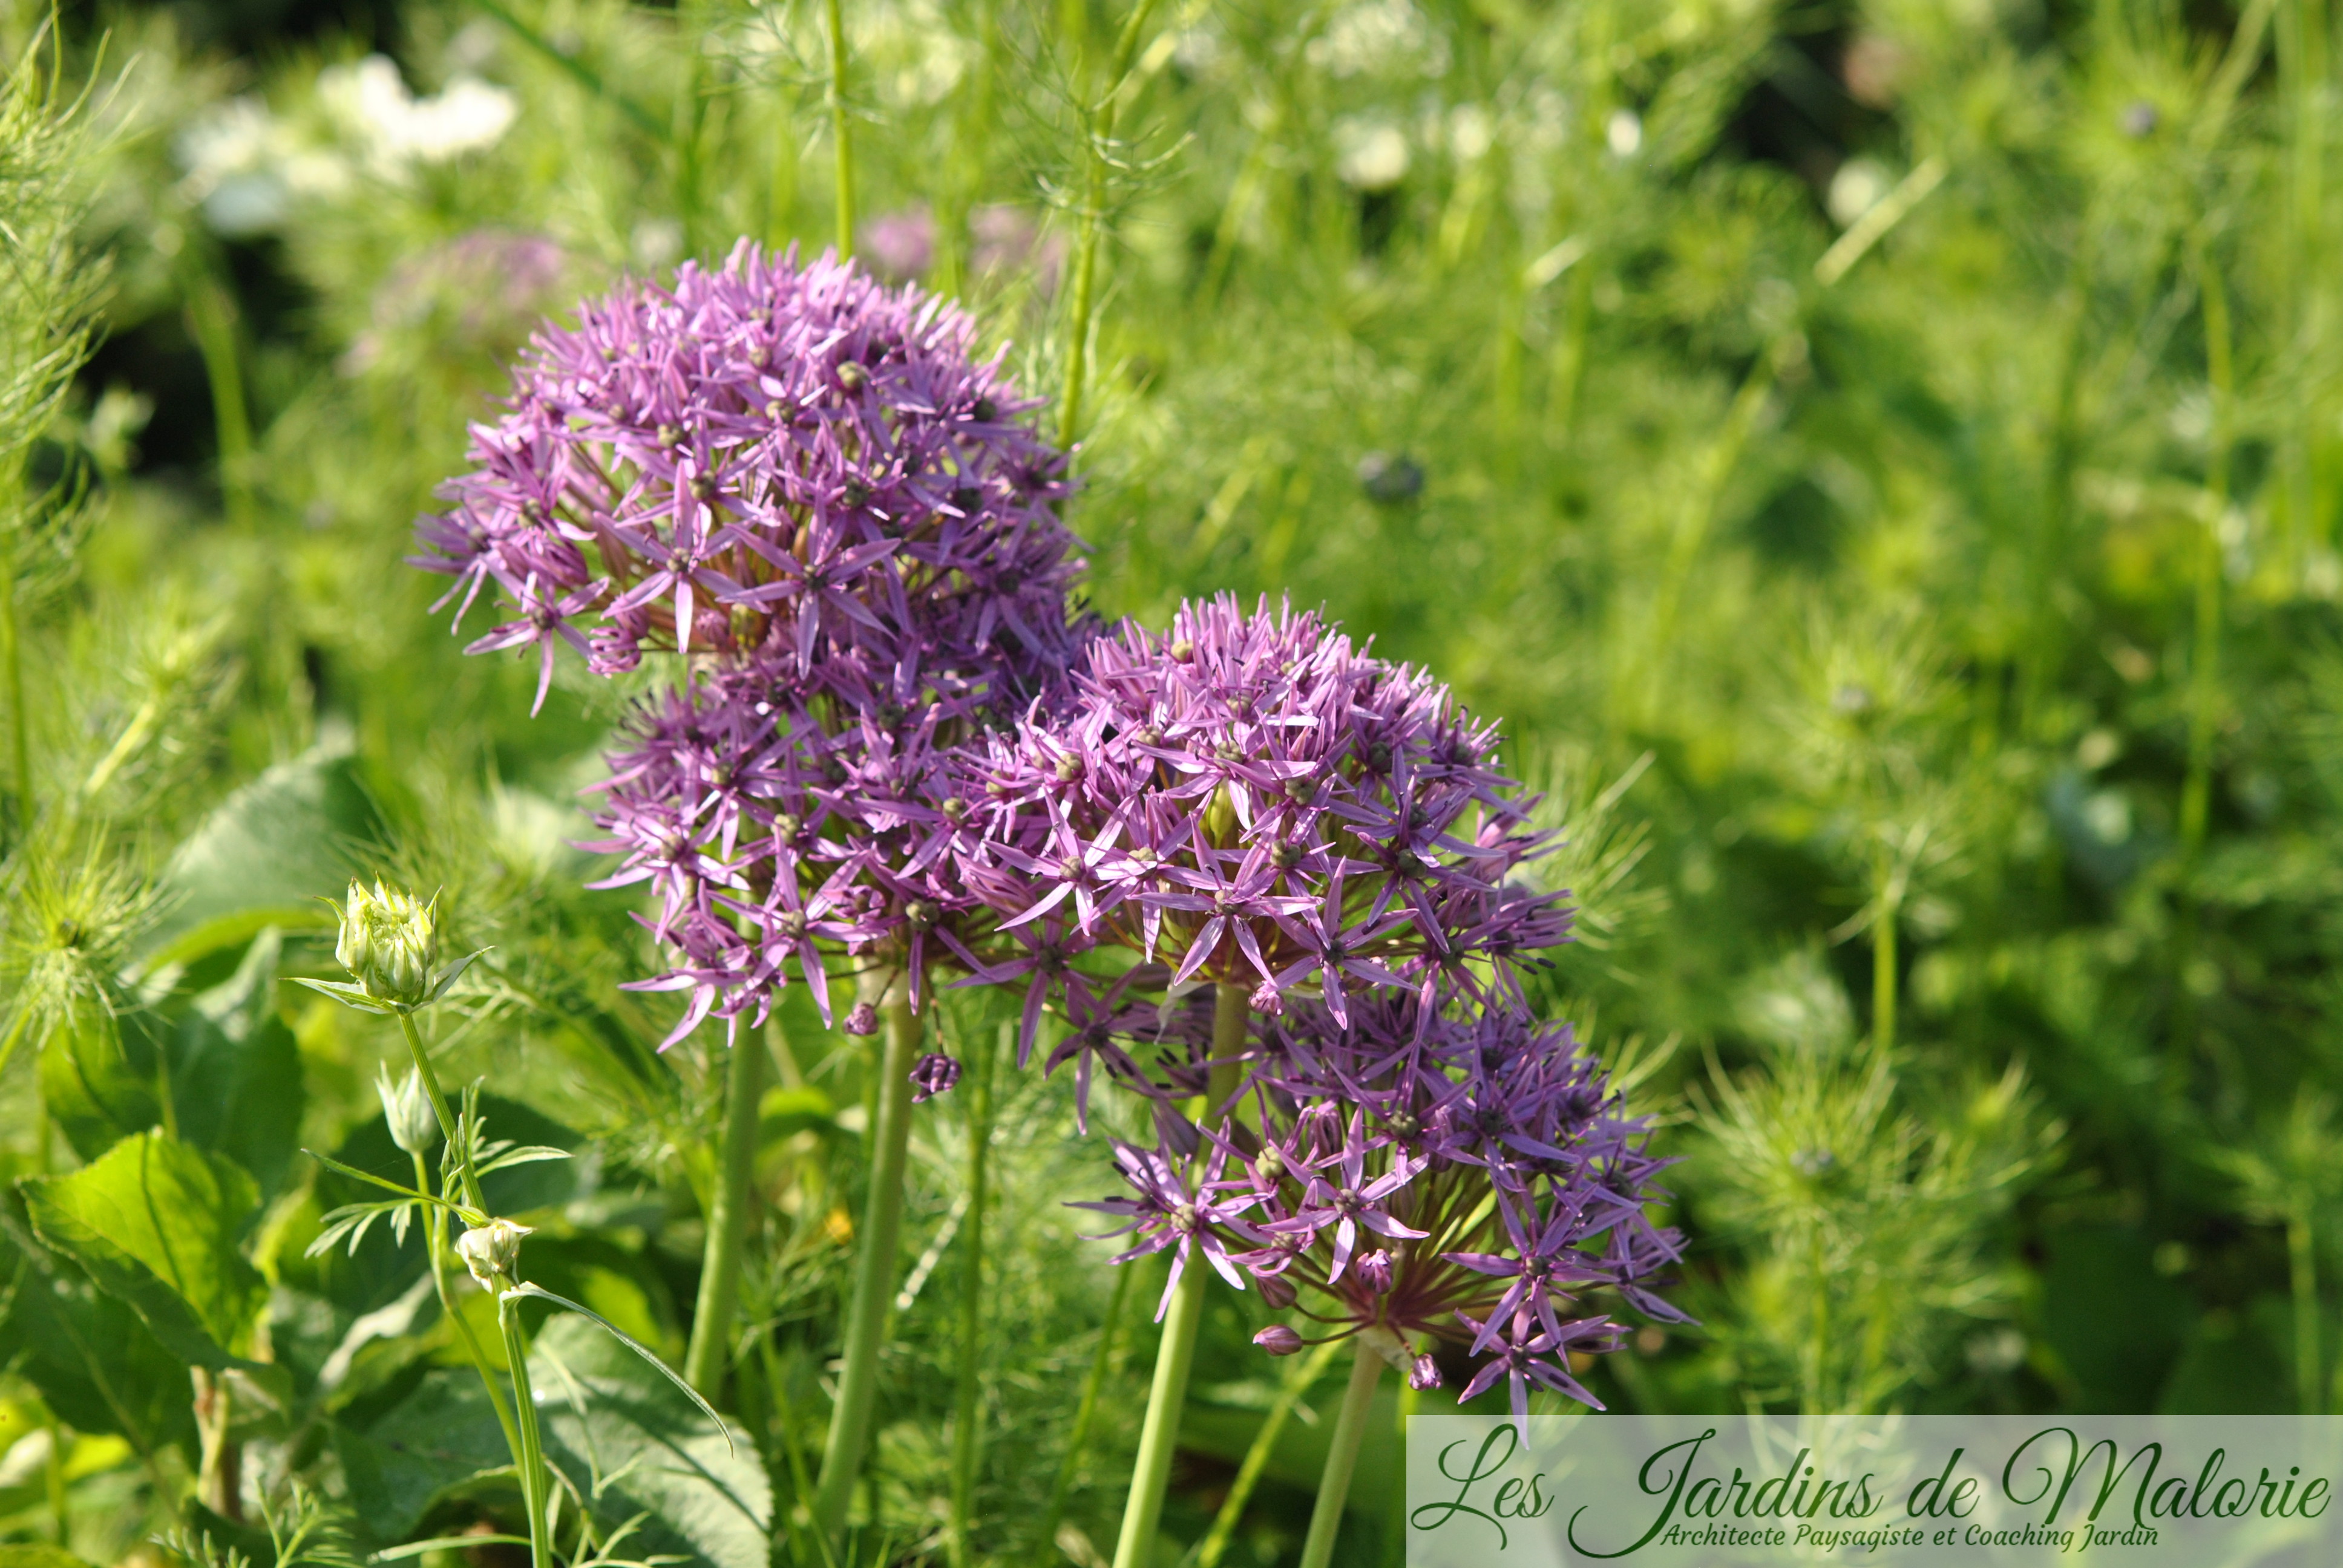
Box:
left=455, top=1218, right=534, bottom=1287
left=336, top=880, right=442, bottom=1008
left=376, top=1064, right=440, bottom=1154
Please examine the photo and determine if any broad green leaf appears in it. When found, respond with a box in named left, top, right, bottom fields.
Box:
left=332, top=1368, right=512, bottom=1544
left=0, top=1207, right=196, bottom=1451
left=173, top=929, right=306, bottom=1197
left=22, top=1131, right=269, bottom=1367
left=37, top=1011, right=166, bottom=1163
left=0, top=1547, right=103, bottom=1568
left=140, top=746, right=382, bottom=969
left=758, top=1085, right=837, bottom=1143
left=530, top=1314, right=772, bottom=1568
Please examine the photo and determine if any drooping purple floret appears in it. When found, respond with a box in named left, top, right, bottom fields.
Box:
left=413, top=240, right=1089, bottom=714
left=1076, top=982, right=1686, bottom=1429
left=909, top=1051, right=962, bottom=1100
left=949, top=594, right=1571, bottom=1063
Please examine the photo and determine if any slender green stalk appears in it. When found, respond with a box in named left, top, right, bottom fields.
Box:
left=44, top=1410, right=66, bottom=1546
left=826, top=0, right=853, bottom=258
left=1109, top=983, right=1248, bottom=1568
left=686, top=1030, right=769, bottom=1397
left=810, top=991, right=921, bottom=1540
left=1034, top=1256, right=1135, bottom=1562
left=946, top=1022, right=1003, bottom=1568
left=399, top=1011, right=486, bottom=1214
left=416, top=1151, right=523, bottom=1459
left=0, top=529, right=25, bottom=837
left=497, top=1286, right=555, bottom=1568
left=1296, top=1341, right=1384, bottom=1568
left=182, top=261, right=256, bottom=531
left=672, top=0, right=709, bottom=254
left=1191, top=1339, right=1342, bottom=1568
left=2170, top=235, right=2235, bottom=1094
left=2291, top=1210, right=2321, bottom=1414
left=1870, top=849, right=1898, bottom=1059
left=1056, top=0, right=1160, bottom=454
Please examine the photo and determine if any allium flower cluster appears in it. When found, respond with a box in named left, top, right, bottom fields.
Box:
left=413, top=239, right=1087, bottom=714
left=947, top=595, right=1569, bottom=1063
left=1076, top=988, right=1686, bottom=1429
left=415, top=243, right=1098, bottom=1051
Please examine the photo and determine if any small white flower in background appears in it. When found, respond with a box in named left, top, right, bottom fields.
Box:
left=319, top=55, right=517, bottom=168
left=175, top=55, right=513, bottom=234
left=1605, top=107, right=1642, bottom=158
left=455, top=1218, right=534, bottom=1287
left=175, top=95, right=327, bottom=235
left=1827, top=157, right=1892, bottom=227
left=1334, top=116, right=1409, bottom=191
left=1448, top=103, right=1493, bottom=162
left=1307, top=0, right=1447, bottom=79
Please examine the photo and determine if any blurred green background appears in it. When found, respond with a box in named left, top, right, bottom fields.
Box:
left=7, top=0, right=2343, bottom=1560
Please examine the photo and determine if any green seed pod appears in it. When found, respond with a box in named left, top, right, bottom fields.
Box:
left=455, top=1218, right=535, bottom=1287
left=376, top=1063, right=440, bottom=1154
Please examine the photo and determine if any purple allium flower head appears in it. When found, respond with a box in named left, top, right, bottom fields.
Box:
left=910, top=1051, right=962, bottom=1101
left=413, top=240, right=1087, bottom=715
left=952, top=594, right=1569, bottom=1063
left=1072, top=980, right=1685, bottom=1429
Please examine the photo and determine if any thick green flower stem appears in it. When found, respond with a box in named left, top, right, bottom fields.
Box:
left=1108, top=983, right=1249, bottom=1568
left=496, top=1284, right=555, bottom=1568
left=946, top=1022, right=1001, bottom=1568
left=398, top=1010, right=487, bottom=1214
left=810, top=992, right=921, bottom=1540
left=1109, top=1253, right=1208, bottom=1568
left=686, top=1029, right=769, bottom=1397
left=1296, top=1342, right=1386, bottom=1568
left=825, top=0, right=852, bottom=258
left=415, top=1152, right=523, bottom=1461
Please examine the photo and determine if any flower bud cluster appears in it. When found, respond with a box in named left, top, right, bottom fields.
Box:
left=337, top=880, right=442, bottom=1008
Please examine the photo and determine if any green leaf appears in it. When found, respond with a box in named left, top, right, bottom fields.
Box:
left=140, top=746, right=382, bottom=970
left=504, top=1282, right=733, bottom=1451
left=529, top=1314, right=772, bottom=1568
left=367, top=1537, right=531, bottom=1563
left=332, top=1367, right=514, bottom=1543
left=0, top=1546, right=103, bottom=1568
left=288, top=976, right=393, bottom=1015
left=0, top=1207, right=196, bottom=1452
left=758, top=1085, right=837, bottom=1143
left=21, top=1131, right=269, bottom=1367
left=37, top=1010, right=166, bottom=1163
left=172, top=930, right=305, bottom=1197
